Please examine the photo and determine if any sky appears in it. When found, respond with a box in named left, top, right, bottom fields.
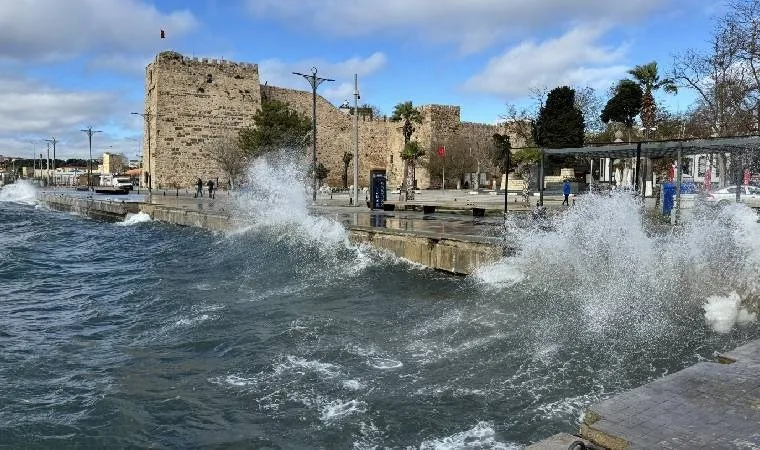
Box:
left=0, top=0, right=724, bottom=160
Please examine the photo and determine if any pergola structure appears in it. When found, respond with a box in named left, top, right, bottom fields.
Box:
left=537, top=135, right=760, bottom=223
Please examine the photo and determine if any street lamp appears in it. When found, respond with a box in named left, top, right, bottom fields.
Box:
left=131, top=111, right=153, bottom=192
left=80, top=126, right=102, bottom=189
left=293, top=67, right=334, bottom=201
left=44, top=137, right=58, bottom=185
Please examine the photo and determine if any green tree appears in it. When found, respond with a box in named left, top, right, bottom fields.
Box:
left=238, top=98, right=312, bottom=158
left=341, top=151, right=353, bottom=188
left=627, top=61, right=677, bottom=138
left=391, top=101, right=424, bottom=199
left=601, top=79, right=643, bottom=129
left=400, top=140, right=425, bottom=199
left=533, top=86, right=585, bottom=149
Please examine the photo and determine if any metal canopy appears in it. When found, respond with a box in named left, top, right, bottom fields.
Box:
left=542, top=136, right=760, bottom=159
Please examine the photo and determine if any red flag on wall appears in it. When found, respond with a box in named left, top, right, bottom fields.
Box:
left=437, top=145, right=446, bottom=158
left=160, top=29, right=166, bottom=39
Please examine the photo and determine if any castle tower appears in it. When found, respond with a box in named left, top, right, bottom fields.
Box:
left=143, top=51, right=261, bottom=189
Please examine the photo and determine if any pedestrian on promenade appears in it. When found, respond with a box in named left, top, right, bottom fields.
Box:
left=562, top=179, right=571, bottom=206
left=207, top=179, right=215, bottom=199
left=195, top=178, right=203, bottom=198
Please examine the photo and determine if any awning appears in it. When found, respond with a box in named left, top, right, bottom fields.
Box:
left=542, top=136, right=760, bottom=159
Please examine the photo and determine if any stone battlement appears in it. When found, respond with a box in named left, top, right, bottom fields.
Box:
left=154, top=51, right=258, bottom=71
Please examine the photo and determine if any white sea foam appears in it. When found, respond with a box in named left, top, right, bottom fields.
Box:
left=368, top=357, right=403, bottom=370
left=319, top=399, right=366, bottom=424
left=473, top=191, right=760, bottom=334
left=419, top=421, right=519, bottom=450
left=342, top=379, right=365, bottom=390
left=0, top=180, right=38, bottom=205
left=118, top=211, right=151, bottom=226
left=703, top=291, right=757, bottom=333
left=231, top=150, right=380, bottom=276
left=274, top=355, right=341, bottom=378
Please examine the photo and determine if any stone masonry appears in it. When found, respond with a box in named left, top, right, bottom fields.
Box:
left=142, top=51, right=522, bottom=191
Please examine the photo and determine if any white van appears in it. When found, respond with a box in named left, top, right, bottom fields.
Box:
left=112, top=176, right=133, bottom=191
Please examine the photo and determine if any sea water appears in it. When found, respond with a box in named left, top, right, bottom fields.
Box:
left=1, top=160, right=759, bottom=448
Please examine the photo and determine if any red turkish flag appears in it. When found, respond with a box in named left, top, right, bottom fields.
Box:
left=160, top=29, right=166, bottom=39
left=437, top=145, right=446, bottom=158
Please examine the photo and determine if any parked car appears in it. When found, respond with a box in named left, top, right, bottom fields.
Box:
left=703, top=185, right=760, bottom=207
left=111, top=176, right=133, bottom=191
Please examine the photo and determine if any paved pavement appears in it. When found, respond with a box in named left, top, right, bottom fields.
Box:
left=581, top=339, right=760, bottom=449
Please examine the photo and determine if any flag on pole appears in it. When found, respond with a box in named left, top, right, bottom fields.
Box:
left=160, top=29, right=166, bottom=39
left=437, top=145, right=446, bottom=158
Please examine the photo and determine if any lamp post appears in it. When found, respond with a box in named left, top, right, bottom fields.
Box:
left=131, top=111, right=153, bottom=192
left=81, top=126, right=102, bottom=190
left=293, top=67, right=334, bottom=201
left=44, top=137, right=58, bottom=186
left=352, top=74, right=360, bottom=207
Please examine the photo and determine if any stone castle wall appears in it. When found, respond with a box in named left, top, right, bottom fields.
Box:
left=144, top=52, right=521, bottom=191
left=144, top=52, right=261, bottom=189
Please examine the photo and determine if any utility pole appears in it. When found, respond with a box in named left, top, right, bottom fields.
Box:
left=80, top=126, right=102, bottom=190
left=46, top=141, right=51, bottom=186
left=293, top=67, right=334, bottom=201
left=45, top=137, right=58, bottom=186
left=353, top=74, right=360, bottom=207
left=131, top=111, right=153, bottom=192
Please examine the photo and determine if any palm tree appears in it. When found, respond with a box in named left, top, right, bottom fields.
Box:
left=391, top=101, right=423, bottom=199
left=400, top=141, right=425, bottom=199
left=627, top=61, right=678, bottom=138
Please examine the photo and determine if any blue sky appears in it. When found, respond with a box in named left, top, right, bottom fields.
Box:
left=0, top=0, right=722, bottom=160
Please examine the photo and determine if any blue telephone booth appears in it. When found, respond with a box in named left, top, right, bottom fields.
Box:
left=370, top=170, right=387, bottom=210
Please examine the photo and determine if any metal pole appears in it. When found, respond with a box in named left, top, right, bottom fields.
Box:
left=353, top=74, right=359, bottom=207
left=46, top=141, right=50, bottom=186
left=81, top=126, right=102, bottom=190
left=293, top=68, right=334, bottom=202
left=504, top=145, right=510, bottom=214
left=675, top=141, right=683, bottom=225
left=45, top=137, right=58, bottom=186
left=312, top=79, right=317, bottom=201
left=88, top=133, right=92, bottom=188
left=131, top=112, right=152, bottom=193
left=539, top=150, right=545, bottom=206
left=634, top=142, right=641, bottom=194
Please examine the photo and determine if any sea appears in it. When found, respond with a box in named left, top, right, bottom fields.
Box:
left=2, top=158, right=759, bottom=448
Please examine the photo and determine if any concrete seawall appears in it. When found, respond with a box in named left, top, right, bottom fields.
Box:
left=349, top=226, right=504, bottom=275
left=36, top=192, right=506, bottom=275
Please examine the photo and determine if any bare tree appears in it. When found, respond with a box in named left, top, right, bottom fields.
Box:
left=672, top=28, right=750, bottom=185
left=208, top=135, right=249, bottom=190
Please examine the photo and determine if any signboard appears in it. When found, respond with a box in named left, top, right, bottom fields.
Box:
left=370, top=170, right=387, bottom=210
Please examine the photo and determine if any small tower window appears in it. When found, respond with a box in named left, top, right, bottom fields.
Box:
left=206, top=74, right=213, bottom=83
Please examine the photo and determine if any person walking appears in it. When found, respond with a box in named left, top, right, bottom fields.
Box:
left=206, top=179, right=214, bottom=199
left=562, top=179, right=571, bottom=206
left=195, top=178, right=203, bottom=198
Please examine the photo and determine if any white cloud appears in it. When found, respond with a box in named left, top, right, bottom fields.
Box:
left=259, top=52, right=387, bottom=103
left=464, top=25, right=630, bottom=98
left=0, top=74, right=141, bottom=159
left=0, top=0, right=198, bottom=62
left=246, top=0, right=664, bottom=53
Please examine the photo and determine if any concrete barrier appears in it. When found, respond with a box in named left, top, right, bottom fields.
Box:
left=349, top=226, right=506, bottom=275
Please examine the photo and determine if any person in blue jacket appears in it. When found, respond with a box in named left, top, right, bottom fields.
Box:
left=562, top=179, right=571, bottom=206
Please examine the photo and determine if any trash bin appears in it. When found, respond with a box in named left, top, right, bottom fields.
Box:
left=662, top=181, right=675, bottom=215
